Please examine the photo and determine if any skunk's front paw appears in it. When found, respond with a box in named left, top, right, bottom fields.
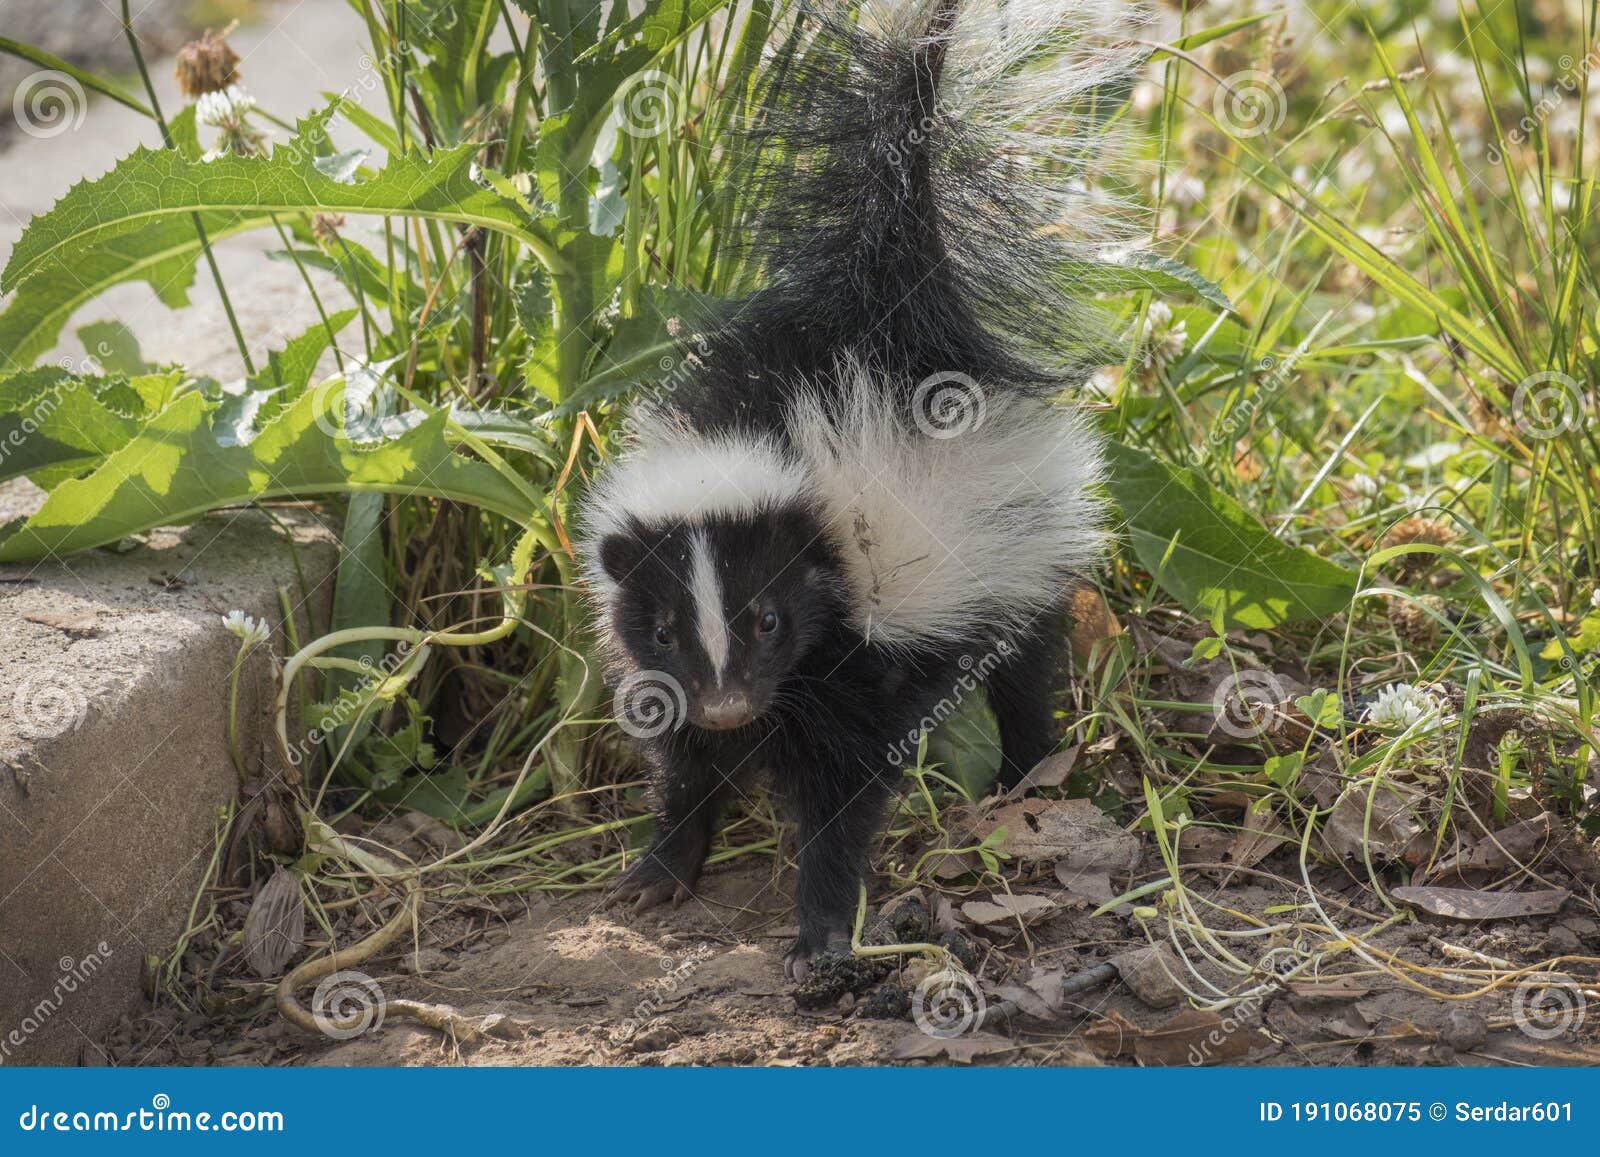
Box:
left=783, top=929, right=851, bottom=982
left=604, top=858, right=693, bottom=914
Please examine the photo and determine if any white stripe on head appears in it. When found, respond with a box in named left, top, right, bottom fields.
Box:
left=576, top=409, right=814, bottom=612
left=689, top=530, right=730, bottom=682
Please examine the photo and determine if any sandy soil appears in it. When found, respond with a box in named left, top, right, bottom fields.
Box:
left=101, top=842, right=1600, bottom=1068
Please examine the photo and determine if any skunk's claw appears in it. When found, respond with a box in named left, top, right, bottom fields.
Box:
left=783, top=931, right=850, bottom=982
left=605, top=866, right=692, bottom=914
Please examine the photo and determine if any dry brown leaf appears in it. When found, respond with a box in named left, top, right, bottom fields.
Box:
left=1283, top=976, right=1373, bottom=1001
left=1084, top=1008, right=1271, bottom=1066
left=1321, top=780, right=1428, bottom=862
left=1174, top=825, right=1235, bottom=865
left=1391, top=885, right=1569, bottom=920
left=1113, top=942, right=1185, bottom=1009
left=1053, top=864, right=1117, bottom=907
left=961, top=893, right=1057, bottom=927
left=241, top=868, right=306, bottom=978
left=1067, top=585, right=1123, bottom=675
left=23, top=610, right=103, bottom=638
left=1005, top=746, right=1080, bottom=797
left=928, top=850, right=980, bottom=880
left=986, top=983, right=1059, bottom=1020
left=1226, top=800, right=1292, bottom=870
left=975, top=797, right=1139, bottom=869
left=1426, top=813, right=1554, bottom=882
left=1022, top=967, right=1067, bottom=1012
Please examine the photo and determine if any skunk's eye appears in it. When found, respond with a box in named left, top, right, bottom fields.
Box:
left=653, top=625, right=673, bottom=648
left=757, top=610, right=780, bottom=636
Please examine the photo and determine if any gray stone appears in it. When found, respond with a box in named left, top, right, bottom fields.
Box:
left=0, top=488, right=336, bottom=1063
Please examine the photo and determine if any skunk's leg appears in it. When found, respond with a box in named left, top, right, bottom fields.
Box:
left=783, top=774, right=892, bottom=981
left=984, top=623, right=1066, bottom=790
left=607, top=747, right=725, bottom=913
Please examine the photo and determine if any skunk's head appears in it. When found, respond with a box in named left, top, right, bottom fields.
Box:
left=593, top=509, right=844, bottom=731
left=578, top=427, right=846, bottom=733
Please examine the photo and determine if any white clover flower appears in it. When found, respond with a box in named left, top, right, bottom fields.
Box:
left=1363, top=682, right=1441, bottom=731
left=197, top=84, right=256, bottom=128
left=1590, top=589, right=1600, bottom=611
left=1131, top=301, right=1187, bottom=383
left=1350, top=473, right=1379, bottom=498
left=221, top=610, right=270, bottom=647
left=1084, top=365, right=1121, bottom=398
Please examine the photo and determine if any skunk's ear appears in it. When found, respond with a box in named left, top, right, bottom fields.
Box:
left=598, top=533, right=646, bottom=584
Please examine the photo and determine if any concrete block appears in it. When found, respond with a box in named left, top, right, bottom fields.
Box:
left=0, top=483, right=336, bottom=1064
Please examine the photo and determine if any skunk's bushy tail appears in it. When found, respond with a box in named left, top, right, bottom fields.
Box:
left=736, top=0, right=1149, bottom=387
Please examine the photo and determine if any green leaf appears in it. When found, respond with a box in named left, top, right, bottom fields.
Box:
left=0, top=213, right=271, bottom=370
left=1295, top=689, right=1343, bottom=728
left=1264, top=752, right=1304, bottom=790
left=922, top=691, right=1003, bottom=801
left=0, top=368, right=172, bottom=486
left=532, top=0, right=727, bottom=215
left=74, top=321, right=150, bottom=377
left=0, top=386, right=536, bottom=561
left=1066, top=251, right=1234, bottom=312
left=2, top=106, right=560, bottom=293
left=1104, top=443, right=1356, bottom=629
left=1540, top=615, right=1600, bottom=660
left=1146, top=13, right=1277, bottom=63
left=254, top=311, right=357, bottom=396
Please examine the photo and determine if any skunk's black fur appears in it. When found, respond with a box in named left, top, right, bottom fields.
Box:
left=578, top=0, right=1140, bottom=977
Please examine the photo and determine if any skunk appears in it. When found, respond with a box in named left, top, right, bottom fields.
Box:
left=577, top=0, right=1143, bottom=978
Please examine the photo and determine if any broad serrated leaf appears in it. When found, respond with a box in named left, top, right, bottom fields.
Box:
left=251, top=311, right=357, bottom=400
left=0, top=368, right=172, bottom=486
left=0, top=387, right=536, bottom=561
left=75, top=321, right=149, bottom=377
left=1104, top=442, right=1356, bottom=629
left=0, top=213, right=270, bottom=370
left=3, top=106, right=550, bottom=293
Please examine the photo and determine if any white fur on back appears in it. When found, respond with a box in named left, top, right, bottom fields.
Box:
left=578, top=369, right=1106, bottom=652
left=785, top=368, right=1105, bottom=649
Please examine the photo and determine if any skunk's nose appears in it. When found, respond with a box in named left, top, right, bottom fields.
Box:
left=699, top=692, right=754, bottom=730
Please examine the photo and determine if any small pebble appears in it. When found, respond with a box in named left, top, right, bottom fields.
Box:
left=1440, top=1006, right=1487, bottom=1052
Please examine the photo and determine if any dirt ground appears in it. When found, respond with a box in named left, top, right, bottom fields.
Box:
left=100, top=836, right=1600, bottom=1068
